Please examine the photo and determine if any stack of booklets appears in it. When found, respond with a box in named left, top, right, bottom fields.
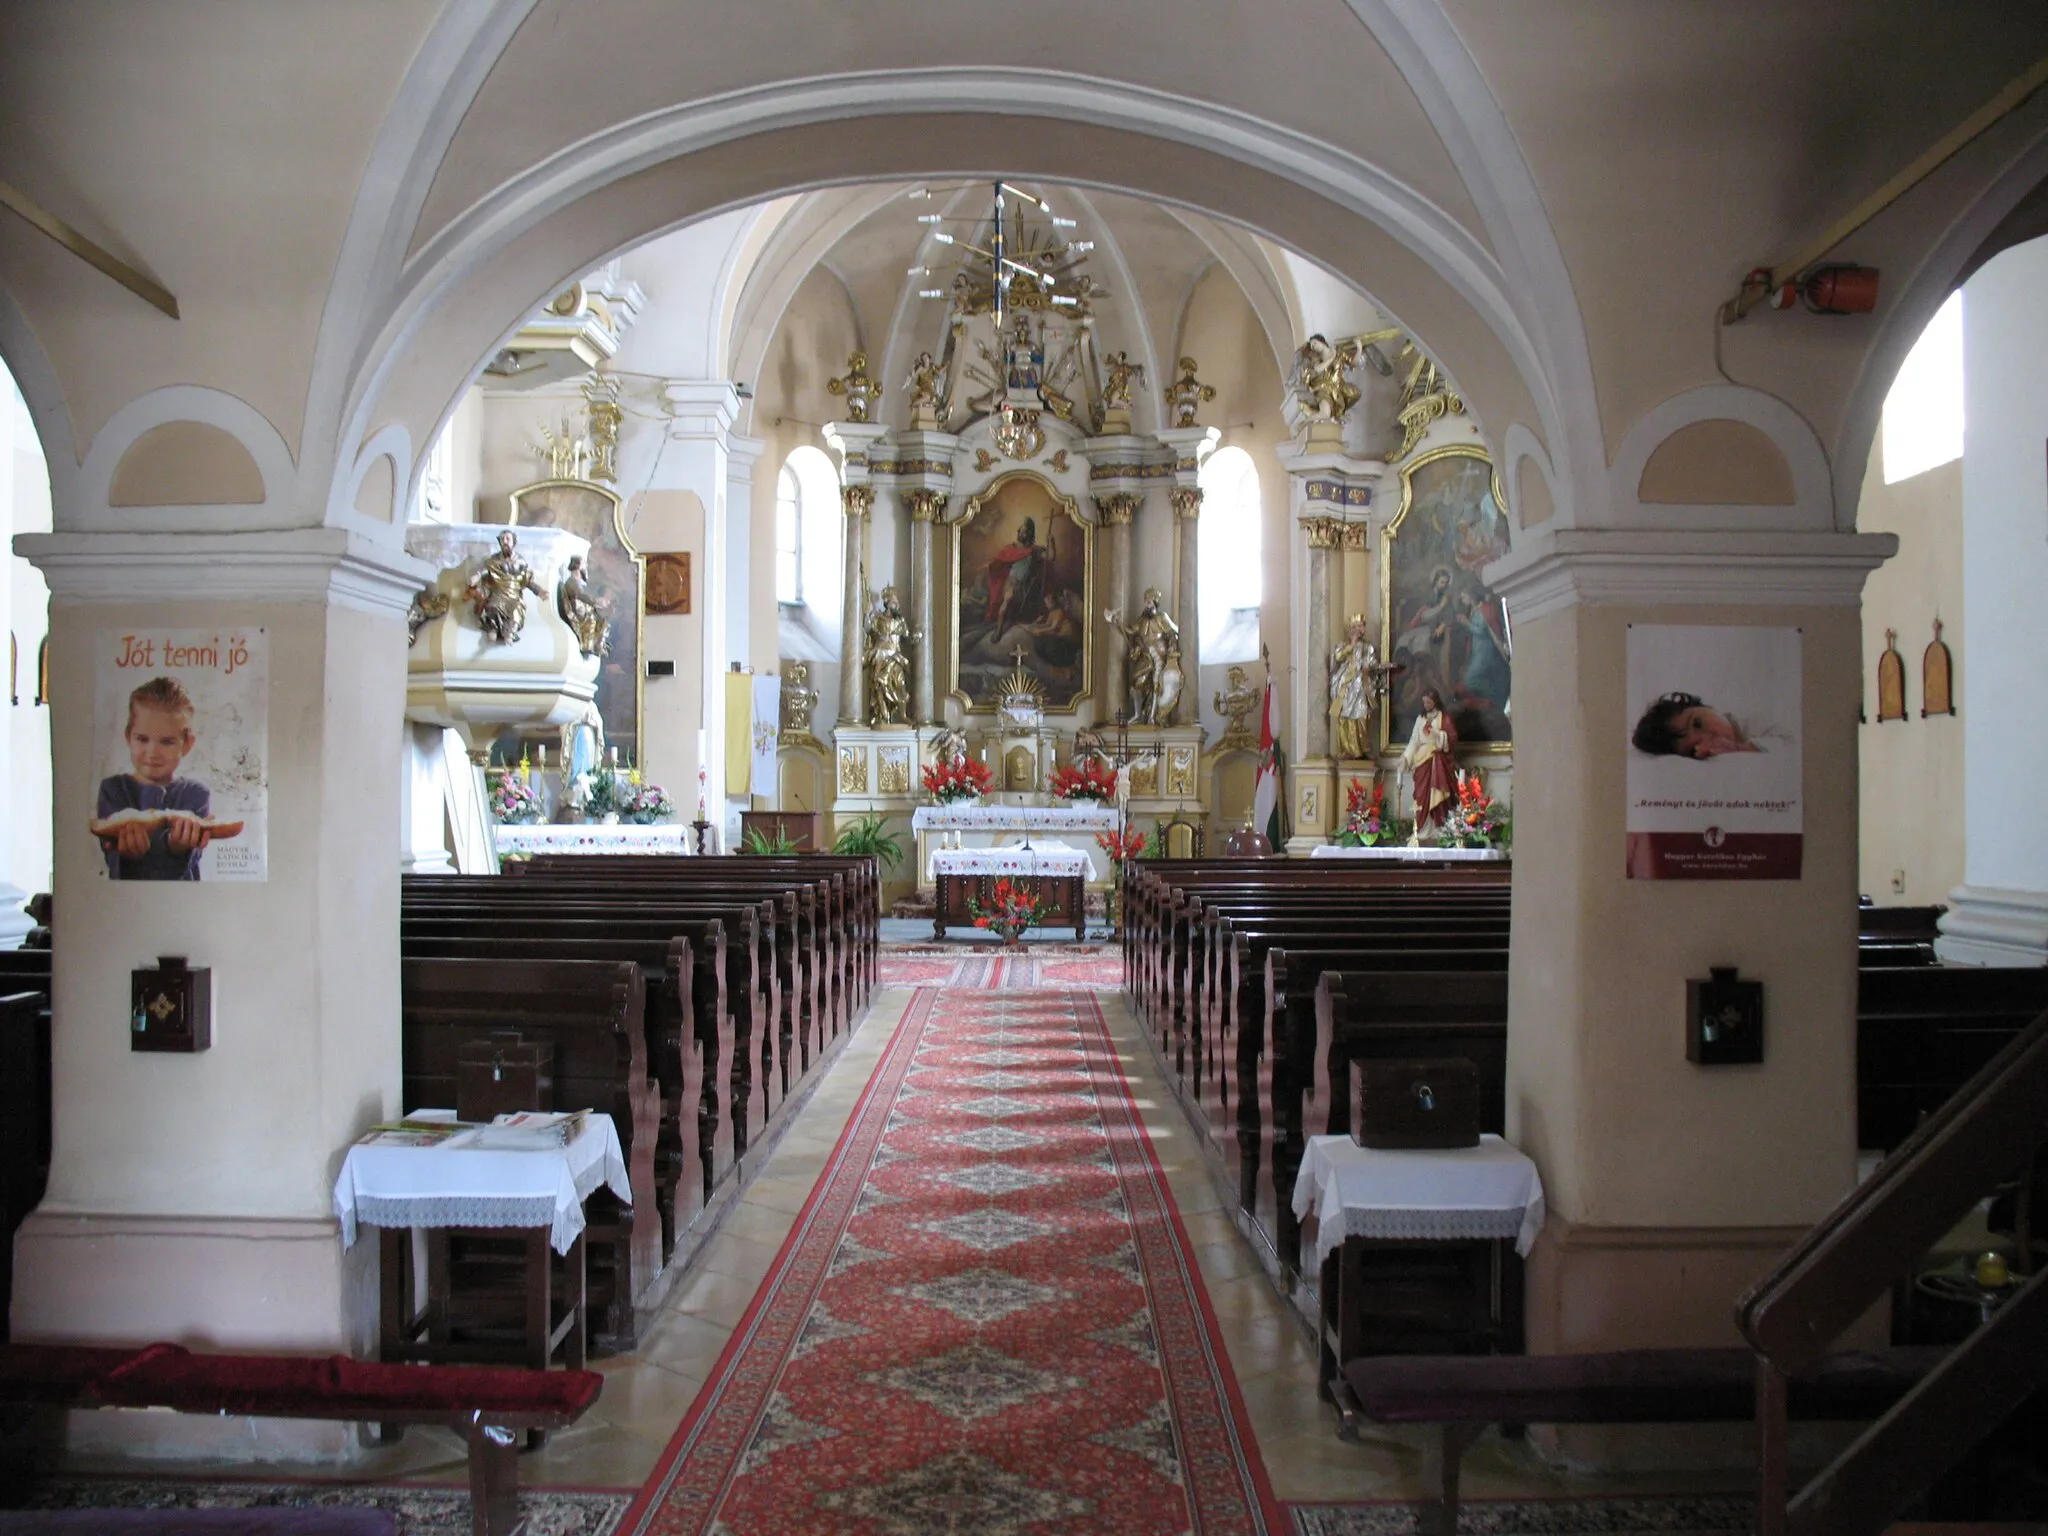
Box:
left=467, top=1109, right=589, bottom=1151
left=357, top=1119, right=470, bottom=1149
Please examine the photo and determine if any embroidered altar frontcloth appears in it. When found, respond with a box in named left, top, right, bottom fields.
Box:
left=930, top=839, right=1092, bottom=880
left=912, top=803, right=1118, bottom=833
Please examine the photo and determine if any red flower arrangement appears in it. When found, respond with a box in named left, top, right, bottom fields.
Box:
left=1443, top=770, right=1509, bottom=849
left=1335, top=777, right=1390, bottom=847
left=921, top=754, right=994, bottom=804
left=1049, top=758, right=1118, bottom=802
left=968, top=877, right=1041, bottom=942
left=1094, top=827, right=1148, bottom=865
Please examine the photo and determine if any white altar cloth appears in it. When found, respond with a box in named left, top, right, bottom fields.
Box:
left=1291, top=1133, right=1545, bottom=1264
left=931, top=839, right=1091, bottom=880
left=912, top=803, right=1118, bottom=833
left=332, top=1111, right=632, bottom=1255
left=495, top=823, right=693, bottom=857
left=1310, top=843, right=1507, bottom=861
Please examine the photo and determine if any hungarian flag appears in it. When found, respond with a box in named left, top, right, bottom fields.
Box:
left=1251, top=650, right=1286, bottom=849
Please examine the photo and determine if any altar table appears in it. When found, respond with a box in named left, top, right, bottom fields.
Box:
left=494, top=823, right=693, bottom=857
left=912, top=802, right=1118, bottom=885
left=333, top=1112, right=632, bottom=1371
left=929, top=840, right=1091, bottom=942
left=1309, top=843, right=1507, bottom=862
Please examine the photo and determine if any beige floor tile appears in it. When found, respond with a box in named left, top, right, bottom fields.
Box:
left=666, top=1265, right=766, bottom=1329
left=696, top=1230, right=784, bottom=1285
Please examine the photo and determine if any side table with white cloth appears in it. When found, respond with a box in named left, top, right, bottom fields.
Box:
left=1291, top=1133, right=1546, bottom=1427
left=1308, top=844, right=1508, bottom=862
left=930, top=840, right=1091, bottom=941
left=332, top=1111, right=633, bottom=1372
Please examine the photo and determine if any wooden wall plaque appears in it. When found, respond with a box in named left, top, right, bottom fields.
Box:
left=646, top=552, right=691, bottom=615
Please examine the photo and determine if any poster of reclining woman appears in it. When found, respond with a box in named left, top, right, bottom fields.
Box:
left=950, top=472, right=1092, bottom=712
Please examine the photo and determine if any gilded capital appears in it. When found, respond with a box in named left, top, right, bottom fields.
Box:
left=1094, top=492, right=1140, bottom=526
left=1337, top=520, right=1370, bottom=551
left=904, top=488, right=948, bottom=523
left=842, top=483, right=875, bottom=520
left=1169, top=486, right=1203, bottom=521
left=1302, top=516, right=1342, bottom=549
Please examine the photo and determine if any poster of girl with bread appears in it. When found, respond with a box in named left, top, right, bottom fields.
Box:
left=91, top=629, right=267, bottom=882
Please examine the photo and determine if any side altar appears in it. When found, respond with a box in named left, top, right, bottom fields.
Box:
left=912, top=802, right=1118, bottom=885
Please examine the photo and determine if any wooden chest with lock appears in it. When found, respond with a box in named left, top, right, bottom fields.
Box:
left=456, top=1033, right=554, bottom=1124
left=1351, top=1057, right=1481, bottom=1150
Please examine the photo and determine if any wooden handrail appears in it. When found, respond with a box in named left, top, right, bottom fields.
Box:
left=1738, top=1008, right=2048, bottom=1372
left=1740, top=1008, right=2048, bottom=1536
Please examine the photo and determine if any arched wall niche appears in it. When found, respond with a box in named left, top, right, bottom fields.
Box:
left=107, top=421, right=265, bottom=508
left=1609, top=385, right=1832, bottom=532
left=1636, top=419, right=1796, bottom=506
left=351, top=455, right=397, bottom=523
left=1500, top=421, right=1556, bottom=530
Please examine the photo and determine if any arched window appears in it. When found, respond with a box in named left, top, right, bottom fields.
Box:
left=775, top=445, right=844, bottom=634
left=1882, top=290, right=1963, bottom=484
left=1198, top=446, right=1262, bottom=663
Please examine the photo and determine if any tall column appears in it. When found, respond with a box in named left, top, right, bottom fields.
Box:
left=659, top=382, right=741, bottom=822
left=904, top=490, right=946, bottom=723
left=1939, top=240, right=2048, bottom=961
left=1170, top=487, right=1202, bottom=722
left=725, top=433, right=765, bottom=674
left=1095, top=493, right=1139, bottom=718
left=12, top=528, right=428, bottom=1413
left=1301, top=516, right=1340, bottom=757
left=837, top=484, right=872, bottom=725
left=1486, top=523, right=1894, bottom=1373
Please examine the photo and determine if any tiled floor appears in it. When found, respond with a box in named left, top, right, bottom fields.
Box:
left=55, top=982, right=1747, bottom=1510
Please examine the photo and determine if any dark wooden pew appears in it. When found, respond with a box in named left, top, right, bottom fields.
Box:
left=1857, top=965, right=2048, bottom=1151
left=399, top=957, right=658, bottom=1347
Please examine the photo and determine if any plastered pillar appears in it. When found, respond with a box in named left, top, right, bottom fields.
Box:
left=11, top=530, right=426, bottom=1399
left=904, top=490, right=946, bottom=724
left=1487, top=526, right=1894, bottom=1382
left=836, top=485, right=872, bottom=725
left=660, top=383, right=741, bottom=828
left=1095, top=493, right=1138, bottom=719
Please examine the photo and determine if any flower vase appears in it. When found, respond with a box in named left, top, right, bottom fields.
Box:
left=599, top=812, right=620, bottom=825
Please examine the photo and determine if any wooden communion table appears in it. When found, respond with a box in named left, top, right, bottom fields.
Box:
left=929, top=840, right=1091, bottom=942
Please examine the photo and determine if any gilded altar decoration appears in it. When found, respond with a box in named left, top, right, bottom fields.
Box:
left=582, top=374, right=622, bottom=484
left=928, top=722, right=969, bottom=763
left=994, top=406, right=1045, bottom=461
left=1170, top=487, right=1202, bottom=521
left=531, top=419, right=595, bottom=482
left=780, top=662, right=821, bottom=744
left=863, top=585, right=915, bottom=726
left=951, top=472, right=1092, bottom=713
left=877, top=744, right=912, bottom=795
left=1921, top=618, right=1955, bottom=718
left=1381, top=446, right=1512, bottom=751
left=1100, top=351, right=1144, bottom=412
left=973, top=448, right=999, bottom=474
left=467, top=530, right=548, bottom=644
left=1167, top=745, right=1197, bottom=797
left=1876, top=628, right=1907, bottom=722
left=827, top=351, right=882, bottom=423
left=1392, top=341, right=1467, bottom=461
left=1105, top=588, right=1185, bottom=727
left=1047, top=449, right=1069, bottom=474
left=838, top=745, right=868, bottom=795
left=1288, top=329, right=1400, bottom=429
left=903, top=488, right=947, bottom=523
left=1329, top=614, right=1389, bottom=761
left=557, top=554, right=612, bottom=658
left=841, top=483, right=875, bottom=521
left=1163, top=357, right=1216, bottom=428
left=1213, top=665, right=1259, bottom=748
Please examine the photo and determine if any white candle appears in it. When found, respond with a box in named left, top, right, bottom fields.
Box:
left=608, top=745, right=618, bottom=766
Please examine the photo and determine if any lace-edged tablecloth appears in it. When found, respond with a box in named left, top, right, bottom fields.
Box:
left=494, top=824, right=694, bottom=856
left=1291, top=1132, right=1545, bottom=1265
left=912, top=804, right=1119, bottom=833
left=1309, top=844, right=1508, bottom=861
left=332, top=1111, right=632, bottom=1254
left=930, top=840, right=1092, bottom=880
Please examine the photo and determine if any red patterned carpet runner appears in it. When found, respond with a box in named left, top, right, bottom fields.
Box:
left=874, top=948, right=1125, bottom=991
left=622, top=987, right=1281, bottom=1535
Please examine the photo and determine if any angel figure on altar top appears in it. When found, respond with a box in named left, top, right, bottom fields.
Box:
left=1402, top=688, right=1459, bottom=840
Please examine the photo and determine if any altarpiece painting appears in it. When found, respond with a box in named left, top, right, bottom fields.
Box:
left=950, top=472, right=1092, bottom=712
left=510, top=479, right=645, bottom=762
left=1380, top=445, right=1513, bottom=750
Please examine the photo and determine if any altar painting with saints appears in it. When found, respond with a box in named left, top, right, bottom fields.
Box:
left=1381, top=445, right=1513, bottom=750
left=510, top=480, right=645, bottom=761
left=951, top=472, right=1092, bottom=712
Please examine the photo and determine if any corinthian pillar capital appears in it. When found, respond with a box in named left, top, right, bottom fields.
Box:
left=904, top=488, right=948, bottom=522
left=842, top=483, right=875, bottom=520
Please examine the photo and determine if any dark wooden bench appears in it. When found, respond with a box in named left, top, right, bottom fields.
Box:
left=1857, top=965, right=2048, bottom=1151
left=0, top=1342, right=601, bottom=1536
left=399, top=957, right=658, bottom=1348
left=1342, top=1345, right=1941, bottom=1536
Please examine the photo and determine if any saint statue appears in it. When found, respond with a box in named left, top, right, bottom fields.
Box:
left=1289, top=333, right=1362, bottom=424
left=560, top=698, right=605, bottom=785
left=863, top=586, right=915, bottom=727
left=1105, top=588, right=1185, bottom=726
left=556, top=554, right=612, bottom=658
left=1100, top=350, right=1145, bottom=410
left=1213, top=665, right=1260, bottom=747
left=903, top=350, right=945, bottom=424
left=467, top=529, right=548, bottom=644
left=928, top=722, right=969, bottom=764
left=1402, top=688, right=1459, bottom=841
left=1328, top=614, right=1383, bottom=760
